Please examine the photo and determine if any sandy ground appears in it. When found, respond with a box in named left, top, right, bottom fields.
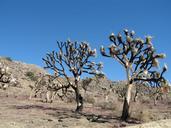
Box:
left=126, top=119, right=171, bottom=128
left=0, top=95, right=116, bottom=128
left=1, top=95, right=170, bottom=128
left=0, top=88, right=170, bottom=128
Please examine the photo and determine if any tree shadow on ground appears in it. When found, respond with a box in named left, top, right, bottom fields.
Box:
left=11, top=104, right=118, bottom=123
left=81, top=112, right=119, bottom=123
left=11, top=104, right=141, bottom=126
left=10, top=104, right=71, bottom=112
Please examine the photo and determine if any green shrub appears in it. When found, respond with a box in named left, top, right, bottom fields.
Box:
left=0, top=56, right=13, bottom=61
left=25, top=71, right=37, bottom=81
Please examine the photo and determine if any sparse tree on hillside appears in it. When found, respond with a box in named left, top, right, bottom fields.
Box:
left=143, top=80, right=170, bottom=105
left=43, top=40, right=103, bottom=112
left=0, top=62, right=11, bottom=89
left=29, top=73, right=70, bottom=103
left=100, top=29, right=167, bottom=121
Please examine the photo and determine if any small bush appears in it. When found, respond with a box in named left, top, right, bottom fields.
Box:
left=140, top=96, right=151, bottom=104
left=65, top=91, right=75, bottom=103
left=1, top=56, right=13, bottom=62
left=168, top=92, right=171, bottom=97
left=95, top=101, right=117, bottom=110
left=85, top=95, right=95, bottom=104
left=82, top=78, right=93, bottom=91
left=130, top=102, right=152, bottom=122
left=167, top=101, right=171, bottom=106
left=137, top=110, right=151, bottom=122
left=25, top=71, right=37, bottom=81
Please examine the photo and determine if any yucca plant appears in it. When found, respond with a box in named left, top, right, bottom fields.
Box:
left=43, top=40, right=103, bottom=112
left=100, top=29, right=167, bottom=121
left=0, top=62, right=11, bottom=83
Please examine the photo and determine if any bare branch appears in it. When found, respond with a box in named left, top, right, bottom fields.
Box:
left=101, top=29, right=167, bottom=86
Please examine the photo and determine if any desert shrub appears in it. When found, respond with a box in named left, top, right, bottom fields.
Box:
left=95, top=101, right=117, bottom=110
left=82, top=77, right=93, bottom=91
left=85, top=95, right=95, bottom=104
left=5, top=57, right=13, bottom=61
left=65, top=91, right=75, bottom=103
left=132, top=110, right=151, bottom=122
left=167, top=101, right=171, bottom=106
left=130, top=102, right=152, bottom=122
left=25, top=71, right=37, bottom=81
left=0, top=56, right=13, bottom=62
left=66, top=97, right=75, bottom=103
left=168, top=92, right=171, bottom=97
left=141, top=96, right=151, bottom=104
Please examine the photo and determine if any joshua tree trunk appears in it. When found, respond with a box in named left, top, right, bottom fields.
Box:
left=74, top=81, right=83, bottom=112
left=121, top=83, right=133, bottom=121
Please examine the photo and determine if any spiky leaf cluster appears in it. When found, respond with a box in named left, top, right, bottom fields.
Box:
left=101, top=29, right=167, bottom=86
left=43, top=40, right=103, bottom=89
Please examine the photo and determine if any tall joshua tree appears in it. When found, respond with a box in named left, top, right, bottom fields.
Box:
left=100, top=29, right=167, bottom=121
left=43, top=40, right=103, bottom=112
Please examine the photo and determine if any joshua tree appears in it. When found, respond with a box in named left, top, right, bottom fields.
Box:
left=29, top=73, right=70, bottom=103
left=100, top=29, right=167, bottom=121
left=0, top=62, right=12, bottom=89
left=43, top=40, right=103, bottom=112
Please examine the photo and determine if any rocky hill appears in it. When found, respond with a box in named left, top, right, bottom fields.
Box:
left=0, top=57, right=47, bottom=88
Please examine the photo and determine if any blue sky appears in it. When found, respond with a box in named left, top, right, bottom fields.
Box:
left=0, top=0, right=171, bottom=81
